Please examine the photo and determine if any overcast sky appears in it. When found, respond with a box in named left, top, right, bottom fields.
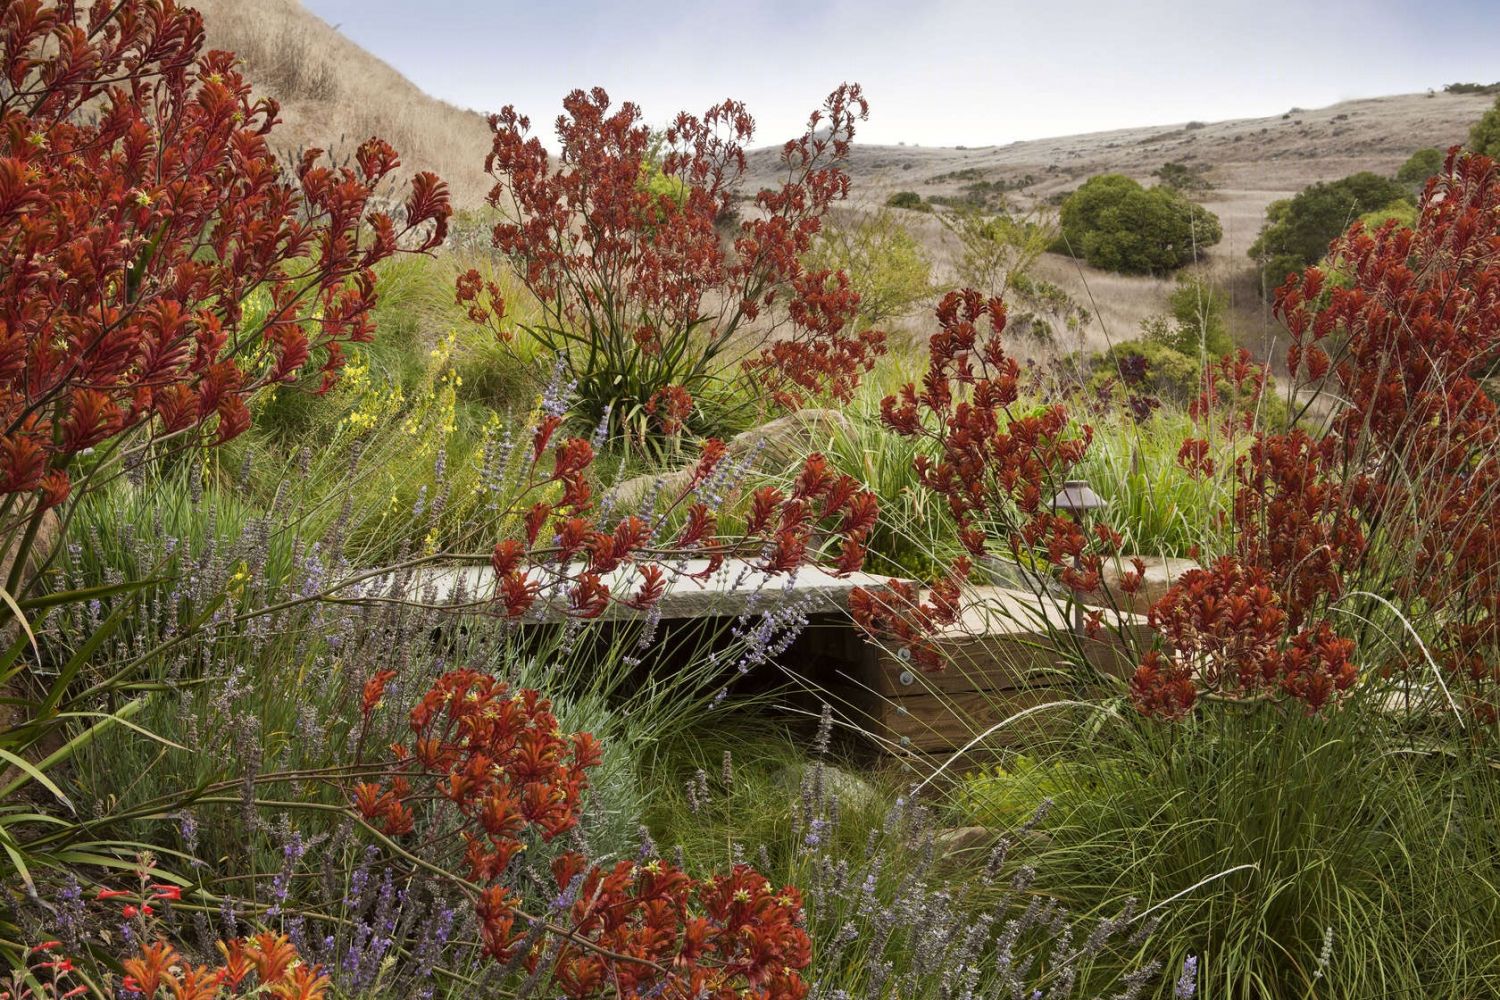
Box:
left=300, top=0, right=1500, bottom=148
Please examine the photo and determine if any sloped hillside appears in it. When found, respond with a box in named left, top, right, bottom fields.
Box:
left=191, top=0, right=495, bottom=207
left=181, top=2, right=1496, bottom=357
left=746, top=92, right=1493, bottom=355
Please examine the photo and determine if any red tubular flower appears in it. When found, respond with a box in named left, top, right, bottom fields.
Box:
left=359, top=668, right=814, bottom=998
left=360, top=669, right=397, bottom=718
left=858, top=289, right=1109, bottom=660
left=1130, top=156, right=1500, bottom=718
left=1130, top=650, right=1198, bottom=721
left=351, top=783, right=387, bottom=820
left=491, top=539, right=527, bottom=577
left=630, top=564, right=667, bottom=608
left=0, top=3, right=449, bottom=533
left=646, top=385, right=694, bottom=435
left=474, top=84, right=881, bottom=447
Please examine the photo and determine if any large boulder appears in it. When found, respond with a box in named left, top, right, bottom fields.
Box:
left=605, top=409, right=853, bottom=511
left=773, top=762, right=881, bottom=815
left=1081, top=554, right=1199, bottom=616
left=976, top=555, right=1069, bottom=597
left=932, top=824, right=1052, bottom=869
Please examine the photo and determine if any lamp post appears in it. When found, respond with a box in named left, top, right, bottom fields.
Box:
left=1051, top=479, right=1106, bottom=635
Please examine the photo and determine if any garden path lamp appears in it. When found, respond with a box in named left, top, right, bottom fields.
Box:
left=1051, top=479, right=1106, bottom=635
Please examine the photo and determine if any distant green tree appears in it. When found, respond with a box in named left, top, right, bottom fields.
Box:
left=1445, top=82, right=1500, bottom=95
left=1356, top=200, right=1418, bottom=233
left=1057, top=174, right=1138, bottom=253
left=1470, top=96, right=1500, bottom=158
left=1248, top=199, right=1304, bottom=295
left=636, top=129, right=693, bottom=232
left=1153, top=160, right=1213, bottom=192
left=885, top=190, right=929, bottom=211
left=1396, top=147, right=1443, bottom=186
left=1059, top=175, right=1223, bottom=275
left=804, top=208, right=937, bottom=330
left=1248, top=172, right=1411, bottom=294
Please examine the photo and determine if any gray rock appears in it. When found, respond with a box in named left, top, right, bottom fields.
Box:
left=977, top=555, right=1069, bottom=597
left=605, top=408, right=854, bottom=511
left=932, top=825, right=1000, bottom=863
left=774, top=762, right=880, bottom=814
left=1081, top=555, right=1199, bottom=616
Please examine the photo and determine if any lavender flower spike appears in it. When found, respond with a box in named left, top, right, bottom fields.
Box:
left=1174, top=954, right=1198, bottom=998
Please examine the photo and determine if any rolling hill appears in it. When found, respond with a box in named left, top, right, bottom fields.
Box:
left=190, top=0, right=1494, bottom=357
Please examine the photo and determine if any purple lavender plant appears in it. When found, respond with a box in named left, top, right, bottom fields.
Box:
left=783, top=706, right=1166, bottom=1000
left=1175, top=954, right=1199, bottom=998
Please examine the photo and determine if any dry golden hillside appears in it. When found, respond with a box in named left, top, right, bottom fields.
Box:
left=186, top=0, right=1496, bottom=359
left=746, top=92, right=1495, bottom=357
left=190, top=0, right=495, bottom=207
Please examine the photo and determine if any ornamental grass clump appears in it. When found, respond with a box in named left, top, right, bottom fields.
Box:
left=1075, top=407, right=1232, bottom=560
left=983, top=682, right=1500, bottom=999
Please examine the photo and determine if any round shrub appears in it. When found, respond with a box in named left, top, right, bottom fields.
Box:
left=1357, top=199, right=1417, bottom=232
left=1396, top=147, right=1443, bottom=185
left=884, top=189, right=929, bottom=211
left=1059, top=174, right=1223, bottom=274
left=1092, top=339, right=1200, bottom=404
left=1142, top=275, right=1234, bottom=359
left=804, top=208, right=936, bottom=329
left=1248, top=172, right=1412, bottom=293
left=1470, top=95, right=1500, bottom=158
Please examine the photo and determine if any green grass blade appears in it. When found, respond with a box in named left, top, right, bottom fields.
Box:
left=0, top=747, right=73, bottom=813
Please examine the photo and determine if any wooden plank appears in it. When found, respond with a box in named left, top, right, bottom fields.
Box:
left=872, top=637, right=1061, bottom=695
left=1084, top=623, right=1158, bottom=679
left=853, top=686, right=1098, bottom=753
left=868, top=626, right=1154, bottom=696
left=795, top=619, right=868, bottom=661
left=787, top=585, right=1160, bottom=757
left=372, top=558, right=906, bottom=622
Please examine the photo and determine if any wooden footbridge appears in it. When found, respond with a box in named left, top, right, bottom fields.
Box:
left=384, top=557, right=1161, bottom=768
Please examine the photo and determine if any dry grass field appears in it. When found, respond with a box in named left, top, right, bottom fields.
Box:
left=197, top=0, right=1494, bottom=361
left=191, top=0, right=496, bottom=207
left=754, top=93, right=1492, bottom=357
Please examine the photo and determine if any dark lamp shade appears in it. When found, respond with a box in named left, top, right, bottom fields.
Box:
left=1051, top=479, right=1106, bottom=515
